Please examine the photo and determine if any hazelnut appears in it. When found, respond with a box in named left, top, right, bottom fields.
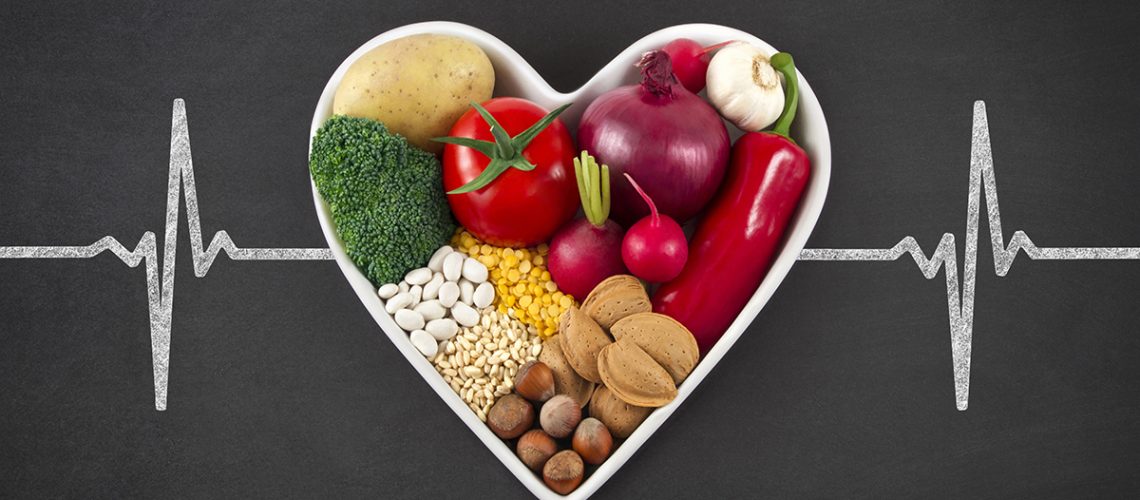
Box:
left=514, top=360, right=555, bottom=402
left=539, top=394, right=581, bottom=439
left=487, top=394, right=534, bottom=439
left=516, top=429, right=558, bottom=471
left=542, top=450, right=584, bottom=495
left=572, top=417, right=613, bottom=465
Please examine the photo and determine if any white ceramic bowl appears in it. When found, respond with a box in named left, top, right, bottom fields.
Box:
left=309, top=21, right=830, bottom=499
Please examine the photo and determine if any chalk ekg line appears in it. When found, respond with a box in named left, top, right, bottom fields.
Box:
left=799, top=101, right=1140, bottom=411
left=0, top=99, right=333, bottom=411
left=2, top=100, right=1134, bottom=413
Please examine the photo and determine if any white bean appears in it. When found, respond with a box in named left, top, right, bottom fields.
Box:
left=443, top=252, right=465, bottom=281
left=408, top=285, right=422, bottom=307
left=451, top=302, right=479, bottom=327
left=409, top=330, right=438, bottom=357
left=413, top=300, right=446, bottom=321
left=473, top=282, right=494, bottom=309
left=377, top=283, right=399, bottom=300
left=427, top=245, right=453, bottom=272
left=438, top=281, right=460, bottom=308
left=422, top=273, right=444, bottom=300
left=405, top=267, right=432, bottom=286
left=425, top=318, right=459, bottom=341
left=461, top=257, right=488, bottom=284
left=395, top=309, right=425, bottom=331
left=398, top=281, right=409, bottom=294
left=459, top=279, right=475, bottom=305
left=385, top=292, right=412, bottom=314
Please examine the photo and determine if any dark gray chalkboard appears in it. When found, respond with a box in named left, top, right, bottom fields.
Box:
left=3, top=1, right=1139, bottom=497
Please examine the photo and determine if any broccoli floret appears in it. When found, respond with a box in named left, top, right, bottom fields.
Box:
left=310, top=115, right=455, bottom=286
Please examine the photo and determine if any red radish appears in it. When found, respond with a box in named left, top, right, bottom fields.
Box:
left=621, top=173, right=687, bottom=282
left=548, top=152, right=628, bottom=300
left=661, top=38, right=733, bottom=94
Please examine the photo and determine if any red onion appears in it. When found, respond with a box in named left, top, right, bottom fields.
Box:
left=578, top=50, right=730, bottom=226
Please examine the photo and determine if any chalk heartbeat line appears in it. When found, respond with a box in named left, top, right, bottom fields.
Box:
left=2, top=99, right=1135, bottom=412
left=800, top=100, right=1140, bottom=410
left=0, top=99, right=333, bottom=410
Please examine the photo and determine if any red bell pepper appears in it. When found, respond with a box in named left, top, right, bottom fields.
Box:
left=653, top=52, right=812, bottom=353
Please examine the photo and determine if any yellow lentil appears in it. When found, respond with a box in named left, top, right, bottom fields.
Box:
left=451, top=228, right=575, bottom=337
left=478, top=254, right=497, bottom=268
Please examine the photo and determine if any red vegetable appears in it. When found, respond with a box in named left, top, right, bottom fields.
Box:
left=621, top=173, right=687, bottom=283
left=548, top=152, right=627, bottom=300
left=653, top=53, right=811, bottom=353
left=437, top=98, right=579, bottom=247
left=578, top=50, right=730, bottom=226
left=661, top=38, right=732, bottom=94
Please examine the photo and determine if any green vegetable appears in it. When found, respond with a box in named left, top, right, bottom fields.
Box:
left=573, top=151, right=611, bottom=227
left=310, top=115, right=455, bottom=286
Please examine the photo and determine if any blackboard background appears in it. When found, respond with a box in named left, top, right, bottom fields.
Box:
left=3, top=0, right=1140, bottom=497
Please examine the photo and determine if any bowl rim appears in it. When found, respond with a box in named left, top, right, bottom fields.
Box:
left=308, top=20, right=831, bottom=500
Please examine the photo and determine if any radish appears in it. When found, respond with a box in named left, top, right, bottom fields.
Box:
left=621, top=173, right=687, bottom=283
left=548, top=152, right=628, bottom=300
left=661, top=38, right=733, bottom=94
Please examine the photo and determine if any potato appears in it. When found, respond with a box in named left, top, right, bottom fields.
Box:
left=333, top=34, right=494, bottom=154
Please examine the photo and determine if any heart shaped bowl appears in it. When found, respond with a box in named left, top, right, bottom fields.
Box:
left=310, top=21, right=830, bottom=499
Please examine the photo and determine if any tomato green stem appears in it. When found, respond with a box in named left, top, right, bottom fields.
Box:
left=491, top=126, right=514, bottom=157
left=769, top=52, right=799, bottom=140
left=434, top=102, right=571, bottom=194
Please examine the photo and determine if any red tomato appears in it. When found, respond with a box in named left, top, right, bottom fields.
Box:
left=442, top=98, right=579, bottom=247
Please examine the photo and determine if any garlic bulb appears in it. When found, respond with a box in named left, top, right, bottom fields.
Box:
left=706, top=42, right=785, bottom=132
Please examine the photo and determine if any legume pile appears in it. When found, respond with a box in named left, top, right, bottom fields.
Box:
left=430, top=309, right=543, bottom=421
left=451, top=229, right=576, bottom=338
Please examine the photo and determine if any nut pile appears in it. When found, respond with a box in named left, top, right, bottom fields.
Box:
left=381, top=258, right=696, bottom=494
left=537, top=274, right=700, bottom=438
left=377, top=245, right=495, bottom=358
left=451, top=229, right=575, bottom=338
left=429, top=309, right=543, bottom=421
left=486, top=359, right=615, bottom=495
left=478, top=274, right=701, bottom=494
left=563, top=274, right=699, bottom=410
